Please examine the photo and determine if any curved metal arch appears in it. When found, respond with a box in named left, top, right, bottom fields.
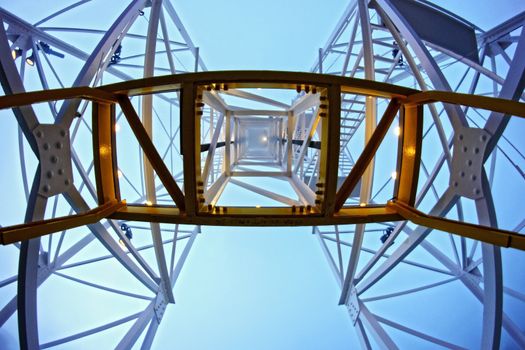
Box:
left=312, top=1, right=525, bottom=348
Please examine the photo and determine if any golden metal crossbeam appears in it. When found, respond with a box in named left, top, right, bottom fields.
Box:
left=0, top=71, right=524, bottom=250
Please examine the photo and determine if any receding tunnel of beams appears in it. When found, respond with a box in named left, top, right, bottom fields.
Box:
left=113, top=85, right=404, bottom=211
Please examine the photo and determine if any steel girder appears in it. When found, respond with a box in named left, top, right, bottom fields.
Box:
left=312, top=1, right=525, bottom=348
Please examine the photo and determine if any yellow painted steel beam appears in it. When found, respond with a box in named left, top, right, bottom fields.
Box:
left=181, top=83, right=199, bottom=215
left=0, top=200, right=124, bottom=244
left=110, top=203, right=401, bottom=226
left=394, top=104, right=423, bottom=205
left=388, top=200, right=525, bottom=250
left=100, top=70, right=417, bottom=98
left=334, top=98, right=401, bottom=211
left=0, top=71, right=524, bottom=250
left=322, top=85, right=341, bottom=216
left=93, top=101, right=120, bottom=204
left=405, top=90, right=525, bottom=118
left=118, top=95, right=186, bottom=210
left=0, top=86, right=116, bottom=110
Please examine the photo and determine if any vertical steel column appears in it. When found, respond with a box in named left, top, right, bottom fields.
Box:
left=182, top=83, right=198, bottom=215
left=18, top=172, right=47, bottom=350
left=225, top=111, right=232, bottom=176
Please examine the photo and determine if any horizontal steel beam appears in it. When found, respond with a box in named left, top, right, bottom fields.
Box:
left=0, top=200, right=123, bottom=244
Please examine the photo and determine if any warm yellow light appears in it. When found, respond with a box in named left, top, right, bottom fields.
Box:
left=117, top=170, right=123, bottom=178
left=393, top=126, right=401, bottom=136
left=360, top=202, right=366, bottom=207
left=391, top=171, right=397, bottom=180
left=145, top=200, right=153, bottom=206
left=255, top=205, right=261, bottom=208
left=118, top=239, right=126, bottom=249
left=99, top=145, right=110, bottom=156
left=405, top=146, right=416, bottom=157
left=12, top=48, right=23, bottom=60
left=115, top=123, right=121, bottom=132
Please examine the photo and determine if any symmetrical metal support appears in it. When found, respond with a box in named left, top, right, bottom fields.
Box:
left=1, top=1, right=525, bottom=349
left=0, top=71, right=523, bottom=249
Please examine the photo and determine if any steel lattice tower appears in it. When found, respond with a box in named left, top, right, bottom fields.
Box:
left=0, top=1, right=524, bottom=349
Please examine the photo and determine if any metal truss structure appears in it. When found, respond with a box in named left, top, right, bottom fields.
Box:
left=0, top=0, right=524, bottom=349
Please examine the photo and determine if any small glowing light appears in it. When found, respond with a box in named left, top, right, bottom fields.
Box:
left=393, top=126, right=401, bottom=136
left=11, top=48, right=22, bottom=60
left=26, top=55, right=35, bottom=66
left=405, top=146, right=416, bottom=156
left=99, top=145, right=110, bottom=156
left=117, top=170, right=123, bottom=178
left=391, top=171, right=397, bottom=180
left=255, top=205, right=261, bottom=208
left=261, top=136, right=268, bottom=142
left=145, top=200, right=153, bottom=206
left=360, top=202, right=367, bottom=207
left=118, top=239, right=126, bottom=249
left=115, top=123, right=121, bottom=132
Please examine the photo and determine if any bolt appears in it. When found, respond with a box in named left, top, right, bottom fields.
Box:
left=43, top=143, right=50, bottom=150
left=458, top=134, right=463, bottom=141
left=65, top=179, right=71, bottom=185
left=60, top=129, right=67, bottom=137
left=43, top=184, right=51, bottom=193
left=58, top=168, right=64, bottom=175
left=55, top=142, right=63, bottom=149
left=46, top=171, right=54, bottom=179
left=51, top=155, right=59, bottom=164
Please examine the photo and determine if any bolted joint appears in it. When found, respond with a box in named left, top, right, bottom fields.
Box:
left=449, top=127, right=490, bottom=200
left=33, top=124, right=74, bottom=198
left=347, top=287, right=360, bottom=325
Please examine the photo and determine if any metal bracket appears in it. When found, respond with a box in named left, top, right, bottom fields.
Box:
left=347, top=286, right=360, bottom=325
left=154, top=283, right=169, bottom=323
left=33, top=124, right=73, bottom=198
left=449, top=127, right=490, bottom=199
